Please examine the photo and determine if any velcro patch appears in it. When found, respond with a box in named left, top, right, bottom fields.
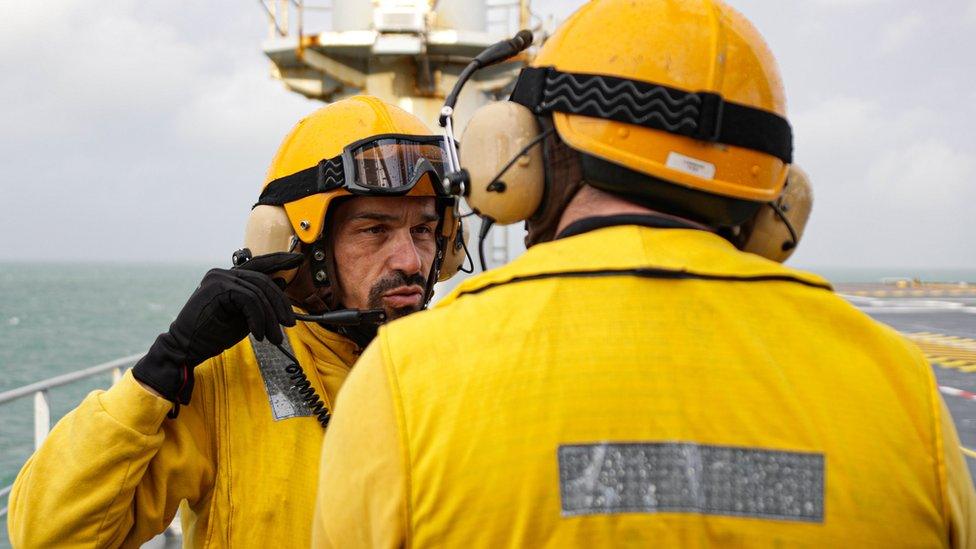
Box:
left=558, top=442, right=824, bottom=522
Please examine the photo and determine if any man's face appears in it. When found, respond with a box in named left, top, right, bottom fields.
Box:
left=331, top=196, right=439, bottom=320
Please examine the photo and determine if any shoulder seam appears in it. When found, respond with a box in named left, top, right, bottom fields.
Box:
left=454, top=267, right=833, bottom=299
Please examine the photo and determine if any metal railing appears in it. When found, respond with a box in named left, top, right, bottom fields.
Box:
left=257, top=0, right=536, bottom=41
left=258, top=0, right=333, bottom=39
left=0, top=353, right=143, bottom=518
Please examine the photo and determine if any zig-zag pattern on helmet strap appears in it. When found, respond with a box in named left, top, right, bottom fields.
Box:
left=318, top=157, right=344, bottom=190
left=540, top=72, right=701, bottom=133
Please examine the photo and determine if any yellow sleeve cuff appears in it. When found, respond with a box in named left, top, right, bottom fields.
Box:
left=97, top=369, right=173, bottom=436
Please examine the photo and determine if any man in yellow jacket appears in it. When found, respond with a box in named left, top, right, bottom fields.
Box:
left=313, top=1, right=976, bottom=547
left=8, top=96, right=466, bottom=547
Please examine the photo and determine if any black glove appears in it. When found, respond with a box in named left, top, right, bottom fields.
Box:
left=133, top=252, right=304, bottom=406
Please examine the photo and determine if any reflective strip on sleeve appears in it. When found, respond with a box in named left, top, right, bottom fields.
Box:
left=558, top=442, right=824, bottom=522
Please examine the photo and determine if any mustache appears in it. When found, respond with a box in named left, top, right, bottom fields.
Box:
left=366, top=271, right=427, bottom=306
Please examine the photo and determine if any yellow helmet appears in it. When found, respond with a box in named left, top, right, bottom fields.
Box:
left=527, top=0, right=789, bottom=202
left=264, top=95, right=438, bottom=243
left=244, top=96, right=466, bottom=288
left=460, top=0, right=792, bottom=229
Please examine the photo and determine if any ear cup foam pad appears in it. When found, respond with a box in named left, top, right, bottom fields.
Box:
left=741, top=165, right=813, bottom=263
left=460, top=102, right=546, bottom=225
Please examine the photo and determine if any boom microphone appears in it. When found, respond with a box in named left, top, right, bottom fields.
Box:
left=441, top=29, right=535, bottom=127
left=473, top=29, right=535, bottom=68
left=294, top=309, right=387, bottom=326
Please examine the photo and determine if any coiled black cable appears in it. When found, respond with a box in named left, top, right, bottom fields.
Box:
left=275, top=343, right=331, bottom=428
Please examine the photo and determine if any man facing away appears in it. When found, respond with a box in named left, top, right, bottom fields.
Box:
left=8, top=95, right=466, bottom=547
left=313, top=1, right=976, bottom=547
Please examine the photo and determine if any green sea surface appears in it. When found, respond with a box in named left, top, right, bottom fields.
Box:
left=0, top=261, right=973, bottom=546
left=0, top=262, right=206, bottom=547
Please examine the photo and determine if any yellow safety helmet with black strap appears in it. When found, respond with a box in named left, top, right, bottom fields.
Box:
left=457, top=0, right=805, bottom=260
left=243, top=96, right=467, bottom=306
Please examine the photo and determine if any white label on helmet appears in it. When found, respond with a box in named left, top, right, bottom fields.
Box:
left=666, top=152, right=716, bottom=180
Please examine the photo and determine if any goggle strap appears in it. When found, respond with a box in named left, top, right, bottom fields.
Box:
left=510, top=66, right=793, bottom=164
left=256, top=156, right=344, bottom=207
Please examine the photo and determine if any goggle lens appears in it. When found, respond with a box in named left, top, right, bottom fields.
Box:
left=351, top=139, right=448, bottom=192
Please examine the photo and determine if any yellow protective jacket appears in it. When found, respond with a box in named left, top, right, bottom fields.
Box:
left=314, top=223, right=976, bottom=548
left=9, top=320, right=358, bottom=548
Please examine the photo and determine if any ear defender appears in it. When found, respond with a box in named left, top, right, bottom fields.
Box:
left=741, top=166, right=813, bottom=263
left=243, top=205, right=302, bottom=283
left=438, top=215, right=470, bottom=281
left=460, top=101, right=546, bottom=225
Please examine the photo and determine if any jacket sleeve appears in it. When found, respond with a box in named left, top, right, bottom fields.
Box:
left=7, top=367, right=217, bottom=548
left=312, top=336, right=407, bottom=549
left=939, top=396, right=976, bottom=548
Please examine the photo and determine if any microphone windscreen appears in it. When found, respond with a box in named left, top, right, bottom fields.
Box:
left=514, top=29, right=534, bottom=50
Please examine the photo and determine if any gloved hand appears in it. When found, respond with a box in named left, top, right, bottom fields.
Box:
left=133, top=252, right=304, bottom=406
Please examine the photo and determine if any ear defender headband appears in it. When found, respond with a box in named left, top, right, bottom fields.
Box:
left=448, top=62, right=805, bottom=263
left=460, top=102, right=548, bottom=225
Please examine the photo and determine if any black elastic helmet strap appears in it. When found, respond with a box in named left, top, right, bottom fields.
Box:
left=509, top=66, right=784, bottom=235
left=510, top=66, right=793, bottom=164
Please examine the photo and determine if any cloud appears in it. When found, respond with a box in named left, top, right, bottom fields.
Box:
left=0, top=1, right=314, bottom=262
left=1, top=3, right=197, bottom=118
left=789, top=95, right=976, bottom=268
left=791, top=97, right=881, bottom=153
left=878, top=12, right=925, bottom=54
left=865, top=139, right=974, bottom=210
left=174, top=65, right=315, bottom=157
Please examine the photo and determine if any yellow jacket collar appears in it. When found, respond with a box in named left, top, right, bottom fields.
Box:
left=440, top=225, right=831, bottom=306
left=291, top=318, right=361, bottom=369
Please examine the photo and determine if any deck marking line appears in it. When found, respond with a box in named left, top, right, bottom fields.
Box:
left=904, top=332, right=976, bottom=372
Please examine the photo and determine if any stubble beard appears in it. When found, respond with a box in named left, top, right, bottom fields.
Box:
left=366, top=270, right=427, bottom=320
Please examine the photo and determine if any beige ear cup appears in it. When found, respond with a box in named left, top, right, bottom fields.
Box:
left=742, top=166, right=813, bottom=263
left=438, top=217, right=469, bottom=281
left=244, top=205, right=302, bottom=283
left=460, top=101, right=545, bottom=225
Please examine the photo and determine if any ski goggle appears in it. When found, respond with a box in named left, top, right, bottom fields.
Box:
left=257, top=134, right=455, bottom=207
left=345, top=135, right=450, bottom=194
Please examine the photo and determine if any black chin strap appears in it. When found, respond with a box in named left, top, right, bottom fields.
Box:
left=335, top=323, right=379, bottom=350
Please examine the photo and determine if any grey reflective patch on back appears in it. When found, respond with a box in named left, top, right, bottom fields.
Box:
left=558, top=442, right=824, bottom=522
left=250, top=335, right=312, bottom=421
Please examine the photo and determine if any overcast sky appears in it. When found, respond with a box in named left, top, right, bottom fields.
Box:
left=1, top=0, right=974, bottom=270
